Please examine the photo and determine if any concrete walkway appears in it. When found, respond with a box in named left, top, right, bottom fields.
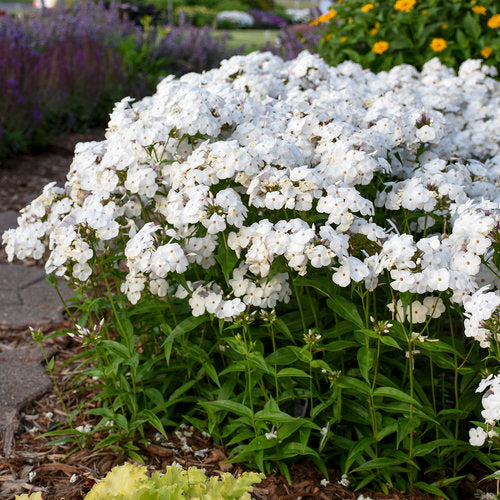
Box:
left=0, top=211, right=72, bottom=455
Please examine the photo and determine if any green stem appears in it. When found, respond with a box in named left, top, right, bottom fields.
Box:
left=291, top=275, right=307, bottom=334
left=39, top=343, right=72, bottom=427
left=270, top=323, right=279, bottom=402
left=98, top=258, right=138, bottom=418
left=243, top=326, right=257, bottom=434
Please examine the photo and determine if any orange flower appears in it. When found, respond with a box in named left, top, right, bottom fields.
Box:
left=481, top=46, right=492, bottom=58
left=430, top=38, right=447, bottom=52
left=394, top=0, right=416, bottom=13
left=361, top=3, right=375, bottom=13
left=340, top=36, right=348, bottom=43
left=472, top=6, right=487, bottom=15
left=372, top=41, right=389, bottom=54
left=487, top=14, right=500, bottom=28
left=310, top=9, right=337, bottom=26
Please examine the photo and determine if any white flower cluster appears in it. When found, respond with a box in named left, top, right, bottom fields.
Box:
left=216, top=10, right=254, bottom=27
left=470, top=374, right=500, bottom=446
left=2, top=52, right=499, bottom=330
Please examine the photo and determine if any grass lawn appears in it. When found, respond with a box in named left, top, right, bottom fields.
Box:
left=217, top=29, right=278, bottom=53
left=276, top=0, right=319, bottom=8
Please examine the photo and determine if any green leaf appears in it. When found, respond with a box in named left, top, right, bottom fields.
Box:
left=345, top=437, right=376, bottom=472
left=357, top=347, right=374, bottom=383
left=294, top=276, right=335, bottom=297
left=412, top=439, right=463, bottom=457
left=274, top=318, right=294, bottom=343
left=277, top=368, right=311, bottom=378
left=162, top=315, right=207, bottom=364
left=92, top=433, right=123, bottom=451
left=414, top=481, right=448, bottom=499
left=374, top=387, right=422, bottom=408
left=140, top=409, right=167, bottom=437
left=463, top=12, right=481, bottom=40
left=229, top=436, right=278, bottom=461
left=380, top=336, right=402, bottom=350
left=168, top=379, right=198, bottom=402
left=254, top=409, right=299, bottom=424
left=247, top=352, right=273, bottom=374
left=202, top=362, right=221, bottom=387
left=337, top=376, right=370, bottom=397
left=456, top=29, right=469, bottom=49
left=45, top=273, right=58, bottom=288
left=273, top=442, right=322, bottom=460
left=323, top=340, right=358, bottom=352
left=396, top=418, right=421, bottom=448
left=215, top=245, right=239, bottom=286
left=356, top=328, right=379, bottom=339
left=200, top=400, right=252, bottom=420
left=351, top=457, right=406, bottom=472
left=100, top=340, right=130, bottom=359
left=114, top=413, right=129, bottom=432
left=327, top=296, right=364, bottom=328
left=223, top=336, right=247, bottom=355
left=418, top=339, right=462, bottom=357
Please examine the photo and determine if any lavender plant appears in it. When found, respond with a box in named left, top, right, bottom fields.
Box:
left=4, top=52, right=500, bottom=496
left=0, top=2, right=239, bottom=161
left=264, top=24, right=322, bottom=60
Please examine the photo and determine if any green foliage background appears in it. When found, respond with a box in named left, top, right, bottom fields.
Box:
left=316, top=0, right=500, bottom=72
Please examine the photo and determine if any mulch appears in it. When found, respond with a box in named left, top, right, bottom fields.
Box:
left=0, top=132, right=494, bottom=499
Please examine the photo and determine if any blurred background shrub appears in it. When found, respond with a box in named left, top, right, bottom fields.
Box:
left=0, top=1, right=240, bottom=162
left=315, top=0, right=500, bottom=72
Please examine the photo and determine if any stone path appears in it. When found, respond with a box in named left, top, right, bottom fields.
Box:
left=0, top=211, right=72, bottom=455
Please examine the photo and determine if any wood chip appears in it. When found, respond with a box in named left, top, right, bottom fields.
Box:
left=147, top=444, right=174, bottom=457
left=35, top=463, right=79, bottom=475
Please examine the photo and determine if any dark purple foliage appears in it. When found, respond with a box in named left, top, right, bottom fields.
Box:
left=263, top=24, right=322, bottom=60
left=249, top=10, right=287, bottom=29
left=0, top=2, right=239, bottom=161
left=149, top=27, right=239, bottom=76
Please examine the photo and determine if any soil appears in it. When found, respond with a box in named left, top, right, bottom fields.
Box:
left=0, top=132, right=494, bottom=499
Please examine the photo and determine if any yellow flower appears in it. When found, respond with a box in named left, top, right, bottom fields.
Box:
left=487, top=14, right=500, bottom=28
left=441, top=23, right=448, bottom=29
left=394, top=0, right=416, bottom=13
left=481, top=46, right=492, bottom=58
left=310, top=9, right=337, bottom=26
left=369, top=22, right=380, bottom=36
left=430, top=38, right=447, bottom=52
left=361, top=3, right=375, bottom=13
left=340, top=36, right=348, bottom=43
left=372, top=40, right=389, bottom=54
left=472, top=6, right=487, bottom=15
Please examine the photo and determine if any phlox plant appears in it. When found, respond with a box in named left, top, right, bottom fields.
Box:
left=4, top=51, right=500, bottom=497
left=315, top=0, right=500, bottom=73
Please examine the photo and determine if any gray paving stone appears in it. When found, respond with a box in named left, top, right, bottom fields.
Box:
left=0, top=211, right=18, bottom=237
left=0, top=264, right=44, bottom=291
left=0, top=346, right=52, bottom=456
left=0, top=263, right=73, bottom=332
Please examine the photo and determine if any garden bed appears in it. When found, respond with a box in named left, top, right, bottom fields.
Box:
left=0, top=341, right=451, bottom=499
left=0, top=134, right=481, bottom=500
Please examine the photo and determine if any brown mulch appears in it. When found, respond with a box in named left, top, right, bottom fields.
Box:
left=0, top=129, right=105, bottom=212
left=0, top=338, right=445, bottom=500
left=0, top=133, right=495, bottom=499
